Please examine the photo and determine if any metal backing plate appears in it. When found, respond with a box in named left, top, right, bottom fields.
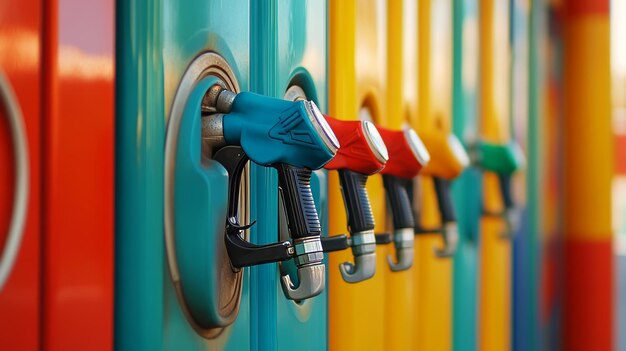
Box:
left=164, top=52, right=246, bottom=338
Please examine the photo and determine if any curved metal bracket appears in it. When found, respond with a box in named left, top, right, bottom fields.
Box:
left=387, top=227, right=414, bottom=272
left=339, top=231, right=376, bottom=283
left=214, top=146, right=297, bottom=268
left=434, top=222, right=459, bottom=258
left=280, top=264, right=325, bottom=301
left=500, top=207, right=522, bottom=239
left=340, top=253, right=376, bottom=283
left=0, top=72, right=29, bottom=291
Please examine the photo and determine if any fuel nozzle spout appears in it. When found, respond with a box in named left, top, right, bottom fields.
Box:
left=203, top=84, right=339, bottom=301
left=378, top=127, right=431, bottom=272
left=280, top=237, right=326, bottom=300
left=323, top=116, right=388, bottom=283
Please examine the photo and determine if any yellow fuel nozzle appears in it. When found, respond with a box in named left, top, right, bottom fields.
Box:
left=419, top=131, right=470, bottom=179
left=414, top=130, right=469, bottom=258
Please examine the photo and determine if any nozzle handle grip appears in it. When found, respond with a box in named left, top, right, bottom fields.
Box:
left=276, top=164, right=321, bottom=240
left=338, top=169, right=375, bottom=234
left=433, top=177, right=456, bottom=223
left=498, top=173, right=514, bottom=210
left=382, top=174, right=415, bottom=230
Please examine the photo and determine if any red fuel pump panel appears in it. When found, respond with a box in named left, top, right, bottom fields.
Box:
left=0, top=0, right=43, bottom=349
left=378, top=127, right=430, bottom=179
left=41, top=0, right=115, bottom=349
left=324, top=116, right=387, bottom=174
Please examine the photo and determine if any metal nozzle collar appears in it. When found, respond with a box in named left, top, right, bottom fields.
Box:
left=348, top=231, right=376, bottom=256
left=202, top=84, right=236, bottom=114
left=393, top=227, right=415, bottom=249
left=292, top=237, right=324, bottom=266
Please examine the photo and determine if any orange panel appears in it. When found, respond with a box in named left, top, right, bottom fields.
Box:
left=562, top=16, right=612, bottom=239
left=42, top=0, right=115, bottom=349
left=0, top=0, right=43, bottom=349
left=562, top=0, right=613, bottom=349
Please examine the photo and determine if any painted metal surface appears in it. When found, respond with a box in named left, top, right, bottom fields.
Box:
left=511, top=0, right=542, bottom=350
left=562, top=1, right=613, bottom=350
left=328, top=0, right=388, bottom=350
left=533, top=5, right=564, bottom=350
left=383, top=1, right=416, bottom=349
left=415, top=1, right=454, bottom=349
left=116, top=1, right=252, bottom=349
left=451, top=0, right=481, bottom=350
left=42, top=0, right=115, bottom=349
left=117, top=1, right=327, bottom=349
left=478, top=0, right=513, bottom=350
left=246, top=2, right=330, bottom=349
left=0, top=0, right=42, bottom=349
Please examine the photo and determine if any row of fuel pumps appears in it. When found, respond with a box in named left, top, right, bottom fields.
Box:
left=168, top=55, right=524, bottom=309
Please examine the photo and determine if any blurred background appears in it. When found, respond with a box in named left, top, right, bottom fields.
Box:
left=0, top=0, right=624, bottom=350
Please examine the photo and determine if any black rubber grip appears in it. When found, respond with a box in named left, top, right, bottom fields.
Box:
left=433, top=177, right=456, bottom=223
left=338, top=169, right=375, bottom=233
left=275, top=164, right=321, bottom=239
left=498, top=173, right=514, bottom=210
left=382, top=174, right=415, bottom=230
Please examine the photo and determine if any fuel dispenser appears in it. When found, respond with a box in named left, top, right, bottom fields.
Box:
left=415, top=132, right=470, bottom=257
left=322, top=116, right=388, bottom=283
left=378, top=127, right=431, bottom=271
left=164, top=53, right=339, bottom=337
left=206, top=84, right=339, bottom=301
left=472, top=141, right=525, bottom=237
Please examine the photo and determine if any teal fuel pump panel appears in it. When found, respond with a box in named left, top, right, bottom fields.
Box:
left=451, top=1, right=481, bottom=350
left=116, top=0, right=252, bottom=350
left=250, top=1, right=329, bottom=350
left=117, top=1, right=329, bottom=350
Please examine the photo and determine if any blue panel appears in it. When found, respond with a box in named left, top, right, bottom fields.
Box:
left=511, top=0, right=541, bottom=350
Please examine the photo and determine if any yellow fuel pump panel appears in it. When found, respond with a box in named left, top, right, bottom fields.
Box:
left=478, top=0, right=512, bottom=350
left=383, top=0, right=417, bottom=350
left=414, top=1, right=454, bottom=350
left=328, top=1, right=388, bottom=350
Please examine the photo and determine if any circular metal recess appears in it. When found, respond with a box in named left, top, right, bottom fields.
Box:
left=164, top=52, right=245, bottom=338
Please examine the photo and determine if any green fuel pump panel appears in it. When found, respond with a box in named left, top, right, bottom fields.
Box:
left=451, top=1, right=481, bottom=350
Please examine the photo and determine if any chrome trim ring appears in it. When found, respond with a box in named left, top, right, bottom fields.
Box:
left=361, top=121, right=389, bottom=164
left=404, top=128, right=431, bottom=166
left=163, top=52, right=243, bottom=338
left=0, top=71, right=29, bottom=292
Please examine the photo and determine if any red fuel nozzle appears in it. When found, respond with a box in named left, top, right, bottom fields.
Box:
left=378, top=127, right=430, bottom=179
left=323, top=116, right=388, bottom=174
left=377, top=126, right=430, bottom=271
